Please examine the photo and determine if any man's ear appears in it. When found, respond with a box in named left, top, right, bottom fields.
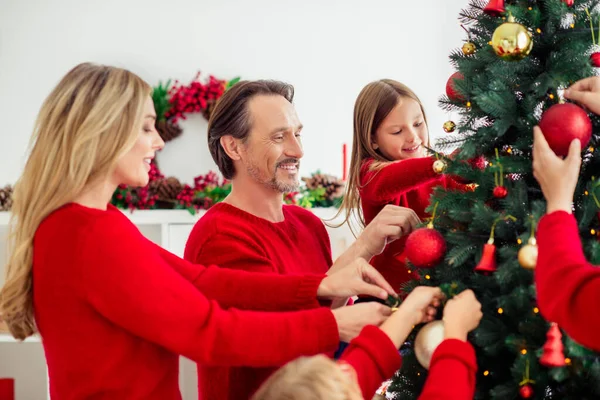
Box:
left=220, top=135, right=242, bottom=160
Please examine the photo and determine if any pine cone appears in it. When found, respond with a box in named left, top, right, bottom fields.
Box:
left=324, top=182, right=345, bottom=200
left=0, top=185, right=13, bottom=211
left=156, top=177, right=183, bottom=201
left=302, top=174, right=345, bottom=201
left=301, top=174, right=321, bottom=190
left=202, top=99, right=217, bottom=121
left=156, top=120, right=183, bottom=143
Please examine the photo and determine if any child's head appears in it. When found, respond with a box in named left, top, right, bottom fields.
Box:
left=354, top=79, right=429, bottom=163
left=251, top=355, right=363, bottom=400
left=332, top=79, right=428, bottom=233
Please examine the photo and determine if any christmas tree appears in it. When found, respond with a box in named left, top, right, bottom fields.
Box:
left=388, top=0, right=600, bottom=399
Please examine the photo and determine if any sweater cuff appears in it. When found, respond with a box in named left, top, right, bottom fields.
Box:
left=430, top=339, right=477, bottom=372
left=315, top=308, right=342, bottom=353
left=294, top=275, right=326, bottom=309
left=539, top=210, right=577, bottom=235
left=538, top=211, right=580, bottom=252
left=349, top=325, right=402, bottom=378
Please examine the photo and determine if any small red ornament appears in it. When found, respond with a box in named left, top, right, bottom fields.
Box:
left=538, top=103, right=592, bottom=157
left=493, top=186, right=508, bottom=198
left=446, top=72, right=465, bottom=101
left=540, top=323, right=567, bottom=367
left=469, top=155, right=487, bottom=170
left=484, top=0, right=505, bottom=16
left=562, top=0, right=574, bottom=6
left=591, top=53, right=600, bottom=67
left=519, top=384, right=534, bottom=398
left=405, top=225, right=447, bottom=268
left=474, top=242, right=497, bottom=273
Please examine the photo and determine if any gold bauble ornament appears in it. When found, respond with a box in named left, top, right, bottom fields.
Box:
left=443, top=120, right=457, bottom=133
left=433, top=159, right=447, bottom=174
left=414, top=320, right=445, bottom=369
left=462, top=42, right=476, bottom=55
left=490, top=15, right=533, bottom=61
left=518, top=237, right=538, bottom=269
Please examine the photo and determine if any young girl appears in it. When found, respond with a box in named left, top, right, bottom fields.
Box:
left=252, top=287, right=483, bottom=400
left=533, top=76, right=600, bottom=351
left=338, top=79, right=470, bottom=293
left=0, top=63, right=408, bottom=399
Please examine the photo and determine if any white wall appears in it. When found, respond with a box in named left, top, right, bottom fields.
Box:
left=0, top=0, right=467, bottom=186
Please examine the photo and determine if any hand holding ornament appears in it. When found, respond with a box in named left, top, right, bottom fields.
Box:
left=442, top=289, right=483, bottom=342
left=565, top=76, right=600, bottom=115
left=331, top=302, right=392, bottom=342
left=532, top=127, right=581, bottom=214
left=378, top=286, right=445, bottom=348
left=319, top=258, right=396, bottom=301
left=353, top=204, right=421, bottom=259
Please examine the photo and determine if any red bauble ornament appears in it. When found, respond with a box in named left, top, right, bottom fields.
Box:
left=540, top=323, right=567, bottom=367
left=591, top=52, right=600, bottom=67
left=446, top=72, right=465, bottom=101
left=469, top=155, right=487, bottom=170
left=405, top=226, right=447, bottom=268
left=562, top=0, right=574, bottom=6
left=474, top=243, right=497, bottom=274
left=519, top=384, right=534, bottom=398
left=538, top=103, right=592, bottom=157
left=484, top=0, right=505, bottom=16
left=493, top=186, right=508, bottom=198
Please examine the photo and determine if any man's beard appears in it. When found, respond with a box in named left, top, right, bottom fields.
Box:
left=246, top=158, right=300, bottom=193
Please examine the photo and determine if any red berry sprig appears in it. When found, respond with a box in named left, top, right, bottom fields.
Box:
left=177, top=184, right=196, bottom=209
left=166, top=73, right=227, bottom=124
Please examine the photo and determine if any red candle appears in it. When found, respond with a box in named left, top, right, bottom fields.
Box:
left=342, top=143, right=347, bottom=181
left=0, top=378, right=14, bottom=400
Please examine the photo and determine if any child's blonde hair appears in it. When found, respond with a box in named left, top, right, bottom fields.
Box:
left=251, top=355, right=363, bottom=400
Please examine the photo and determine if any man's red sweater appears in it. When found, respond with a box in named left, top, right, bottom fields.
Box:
left=360, top=157, right=469, bottom=292
left=32, top=203, right=339, bottom=400
left=536, top=210, right=600, bottom=351
left=184, top=202, right=334, bottom=400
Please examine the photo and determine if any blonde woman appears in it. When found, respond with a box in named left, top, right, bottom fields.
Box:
left=0, top=63, right=414, bottom=399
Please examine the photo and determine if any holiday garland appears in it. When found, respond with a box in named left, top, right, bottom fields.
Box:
left=111, top=71, right=345, bottom=214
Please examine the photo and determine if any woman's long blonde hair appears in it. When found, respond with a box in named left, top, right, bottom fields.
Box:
left=0, top=62, right=151, bottom=340
left=251, top=355, right=363, bottom=400
left=331, top=79, right=428, bottom=236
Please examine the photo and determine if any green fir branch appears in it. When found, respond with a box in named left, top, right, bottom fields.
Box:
left=152, top=80, right=172, bottom=122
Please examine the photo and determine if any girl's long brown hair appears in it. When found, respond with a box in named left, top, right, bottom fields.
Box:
left=330, top=79, right=428, bottom=236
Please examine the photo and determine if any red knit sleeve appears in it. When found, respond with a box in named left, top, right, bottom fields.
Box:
left=157, top=242, right=324, bottom=311
left=339, top=325, right=401, bottom=399
left=80, top=215, right=339, bottom=366
left=418, top=339, right=477, bottom=400
left=536, top=211, right=600, bottom=351
left=360, top=157, right=439, bottom=204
